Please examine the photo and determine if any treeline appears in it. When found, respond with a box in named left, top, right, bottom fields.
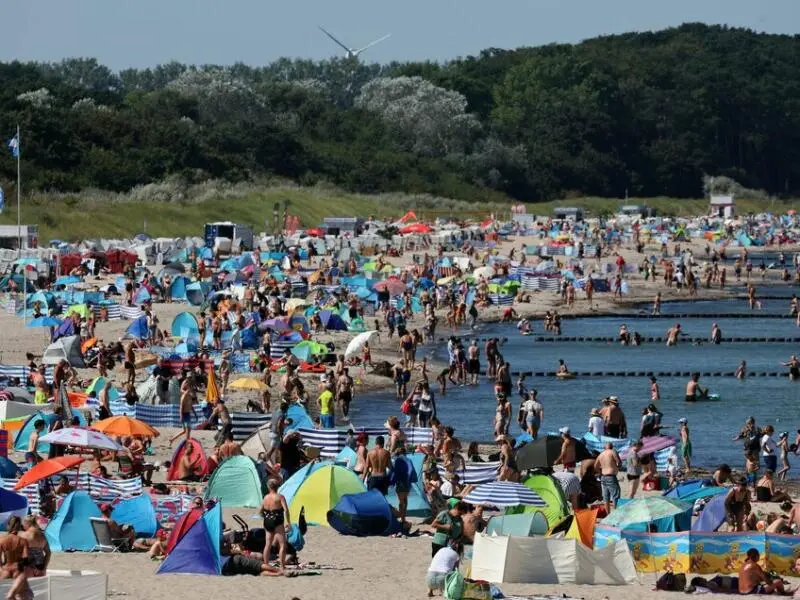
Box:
left=1, top=23, right=799, bottom=202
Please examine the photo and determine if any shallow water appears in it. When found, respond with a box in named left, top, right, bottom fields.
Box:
left=348, top=310, right=800, bottom=477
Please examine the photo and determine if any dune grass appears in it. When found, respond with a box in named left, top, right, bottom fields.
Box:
left=3, top=181, right=798, bottom=242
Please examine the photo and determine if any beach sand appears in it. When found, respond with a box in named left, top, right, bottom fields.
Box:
left=4, top=233, right=800, bottom=598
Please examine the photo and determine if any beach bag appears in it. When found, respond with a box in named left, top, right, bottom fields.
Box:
left=443, top=569, right=464, bottom=600
left=656, top=571, right=686, bottom=591
left=462, top=580, right=492, bottom=600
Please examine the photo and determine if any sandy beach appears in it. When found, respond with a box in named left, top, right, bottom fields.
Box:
left=4, top=231, right=800, bottom=599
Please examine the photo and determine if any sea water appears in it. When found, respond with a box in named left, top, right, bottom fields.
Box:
left=348, top=296, right=800, bottom=476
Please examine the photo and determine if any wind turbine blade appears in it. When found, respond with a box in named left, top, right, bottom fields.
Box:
left=354, top=33, right=391, bottom=55
left=318, top=25, right=352, bottom=53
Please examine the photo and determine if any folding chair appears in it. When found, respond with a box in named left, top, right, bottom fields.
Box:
left=90, top=518, right=131, bottom=552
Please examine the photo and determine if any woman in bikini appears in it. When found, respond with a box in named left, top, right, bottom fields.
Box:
left=260, top=479, right=290, bottom=574
left=724, top=478, right=751, bottom=532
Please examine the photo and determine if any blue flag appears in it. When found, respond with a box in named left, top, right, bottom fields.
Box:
left=0, top=186, right=4, bottom=213
left=7, top=134, right=19, bottom=158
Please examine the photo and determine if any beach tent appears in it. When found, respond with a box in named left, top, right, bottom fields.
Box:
left=185, top=281, right=210, bottom=306
left=470, top=533, right=637, bottom=585
left=487, top=512, right=549, bottom=537
left=333, top=446, right=357, bottom=470
left=166, top=439, right=209, bottom=481
left=168, top=276, right=191, bottom=302
left=45, top=491, right=103, bottom=552
left=0, top=488, right=28, bottom=531
left=664, top=480, right=726, bottom=503
left=279, top=461, right=334, bottom=506
left=386, top=453, right=430, bottom=518
left=291, top=340, right=327, bottom=362
left=327, top=490, right=400, bottom=536
left=170, top=312, right=199, bottom=339
left=204, top=456, right=265, bottom=508
left=692, top=494, right=728, bottom=532
left=318, top=310, right=348, bottom=332
left=614, top=498, right=692, bottom=533
left=85, top=377, right=121, bottom=402
left=124, top=316, right=149, bottom=340
left=240, top=425, right=271, bottom=460
left=51, top=319, right=75, bottom=342
left=158, top=503, right=223, bottom=575
left=14, top=412, right=58, bottom=453
left=506, top=474, right=571, bottom=528
left=111, top=494, right=158, bottom=537
left=42, top=335, right=85, bottom=367
left=288, top=464, right=366, bottom=525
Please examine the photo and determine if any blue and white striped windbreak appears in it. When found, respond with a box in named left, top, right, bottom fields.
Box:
left=462, top=481, right=546, bottom=508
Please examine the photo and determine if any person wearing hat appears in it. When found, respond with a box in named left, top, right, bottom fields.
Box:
left=429, top=501, right=467, bottom=558
left=604, top=397, right=627, bottom=439
left=678, top=418, right=692, bottom=469
left=554, top=427, right=576, bottom=472
left=588, top=408, right=604, bottom=438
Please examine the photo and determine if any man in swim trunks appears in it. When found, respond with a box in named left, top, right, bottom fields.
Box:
left=604, top=397, right=627, bottom=438
left=685, top=373, right=706, bottom=402
left=782, top=355, right=800, bottom=380
left=665, top=323, right=681, bottom=346
left=364, top=436, right=391, bottom=495
left=738, top=548, right=789, bottom=595
left=595, top=442, right=622, bottom=514
left=554, top=427, right=576, bottom=472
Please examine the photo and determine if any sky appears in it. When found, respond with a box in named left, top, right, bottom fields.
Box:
left=1, top=0, right=798, bottom=71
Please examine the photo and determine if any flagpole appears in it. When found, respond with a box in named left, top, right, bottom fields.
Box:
left=15, top=124, right=21, bottom=252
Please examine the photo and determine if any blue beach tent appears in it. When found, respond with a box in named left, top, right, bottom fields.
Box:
left=111, top=494, right=158, bottom=537
left=158, top=503, right=223, bottom=575
left=125, top=316, right=149, bottom=340
left=327, top=490, right=400, bottom=536
left=45, top=491, right=102, bottom=551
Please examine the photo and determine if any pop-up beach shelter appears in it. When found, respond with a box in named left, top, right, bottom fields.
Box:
left=0, top=488, right=28, bottom=530
left=14, top=412, right=58, bottom=453
left=42, top=335, right=85, bottom=367
left=170, top=311, right=199, bottom=339
left=111, top=494, right=158, bottom=537
left=506, top=474, right=571, bottom=529
left=158, top=503, right=223, bottom=575
left=124, top=316, right=149, bottom=340
left=45, top=491, right=103, bottom=551
left=203, top=456, right=265, bottom=508
left=327, top=490, right=400, bottom=536
left=166, top=439, right=208, bottom=481
left=288, top=464, right=366, bottom=525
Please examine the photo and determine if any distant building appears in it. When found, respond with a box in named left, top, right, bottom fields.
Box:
left=552, top=207, right=584, bottom=222
left=321, top=217, right=364, bottom=236
left=0, top=225, right=39, bottom=250
left=618, top=204, right=656, bottom=219
left=709, top=195, right=735, bottom=218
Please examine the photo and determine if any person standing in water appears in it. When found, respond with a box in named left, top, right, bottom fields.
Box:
left=710, top=323, right=721, bottom=344
left=781, top=355, right=800, bottom=380
left=665, top=323, right=681, bottom=346
left=735, top=361, right=747, bottom=380
left=649, top=376, right=660, bottom=402
left=651, top=292, right=661, bottom=316
left=685, top=373, right=706, bottom=402
left=678, top=418, right=692, bottom=469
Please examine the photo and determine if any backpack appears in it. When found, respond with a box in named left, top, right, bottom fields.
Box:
left=656, top=571, right=686, bottom=592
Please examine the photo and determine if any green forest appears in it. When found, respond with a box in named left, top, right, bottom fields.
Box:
left=1, top=23, right=798, bottom=204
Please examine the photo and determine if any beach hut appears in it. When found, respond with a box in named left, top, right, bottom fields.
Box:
left=327, top=490, right=400, bottom=536
left=111, top=494, right=158, bottom=537
left=158, top=503, right=223, bottom=575
left=505, top=474, right=571, bottom=528
left=45, top=491, right=103, bottom=552
left=203, top=456, right=265, bottom=508
left=288, top=464, right=366, bottom=526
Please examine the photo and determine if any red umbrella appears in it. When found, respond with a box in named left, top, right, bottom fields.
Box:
left=399, top=223, right=432, bottom=234
left=306, top=228, right=324, bottom=237
left=15, top=456, right=85, bottom=490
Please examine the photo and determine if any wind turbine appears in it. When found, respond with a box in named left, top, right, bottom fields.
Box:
left=318, top=26, right=391, bottom=60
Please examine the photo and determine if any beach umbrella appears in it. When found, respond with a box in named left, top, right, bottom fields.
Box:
left=206, top=368, right=220, bottom=404
left=91, top=416, right=159, bottom=438
left=399, top=223, right=432, bottom=234
left=515, top=435, right=595, bottom=471
left=601, top=497, right=690, bottom=529
left=229, top=378, right=267, bottom=392
left=345, top=330, right=379, bottom=360
left=372, top=279, right=407, bottom=296
left=26, top=316, right=62, bottom=328
left=15, top=456, right=85, bottom=490
left=39, top=427, right=122, bottom=451
left=462, top=481, right=546, bottom=508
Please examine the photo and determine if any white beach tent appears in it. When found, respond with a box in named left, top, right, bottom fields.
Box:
left=42, top=335, right=85, bottom=367
left=470, top=533, right=637, bottom=585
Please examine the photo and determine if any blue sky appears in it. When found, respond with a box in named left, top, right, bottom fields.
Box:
left=1, top=0, right=797, bottom=70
